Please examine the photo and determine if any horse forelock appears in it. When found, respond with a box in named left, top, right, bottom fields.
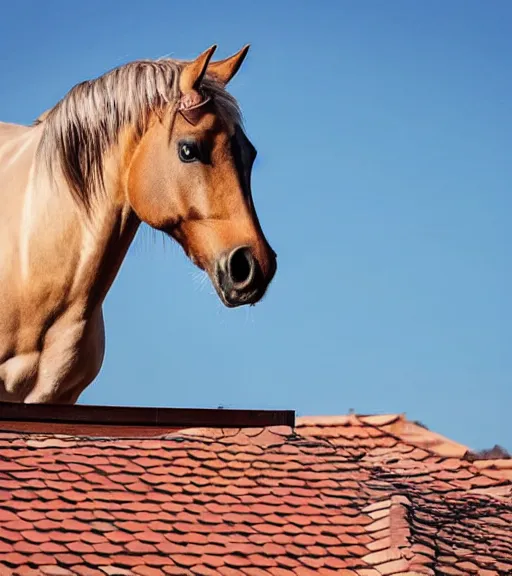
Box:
left=35, top=58, right=242, bottom=211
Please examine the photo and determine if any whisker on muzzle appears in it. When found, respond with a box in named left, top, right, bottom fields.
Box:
left=244, top=305, right=255, bottom=325
left=190, top=269, right=209, bottom=292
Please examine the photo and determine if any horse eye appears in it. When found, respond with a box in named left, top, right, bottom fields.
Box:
left=178, top=141, right=199, bottom=163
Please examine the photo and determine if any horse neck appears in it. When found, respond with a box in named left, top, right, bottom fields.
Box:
left=78, top=197, right=141, bottom=312
left=30, top=132, right=141, bottom=313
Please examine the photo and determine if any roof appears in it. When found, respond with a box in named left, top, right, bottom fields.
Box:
left=0, top=407, right=510, bottom=576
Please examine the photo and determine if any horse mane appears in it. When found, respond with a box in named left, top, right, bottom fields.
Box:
left=35, top=58, right=242, bottom=210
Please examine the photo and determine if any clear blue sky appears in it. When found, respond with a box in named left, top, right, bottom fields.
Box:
left=1, top=1, right=510, bottom=451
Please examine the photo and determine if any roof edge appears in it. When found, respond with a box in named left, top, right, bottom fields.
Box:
left=0, top=402, right=295, bottom=434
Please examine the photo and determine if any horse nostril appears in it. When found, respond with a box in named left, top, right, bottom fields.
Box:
left=227, top=247, right=255, bottom=288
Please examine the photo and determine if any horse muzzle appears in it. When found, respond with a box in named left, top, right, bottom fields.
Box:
left=213, top=245, right=276, bottom=308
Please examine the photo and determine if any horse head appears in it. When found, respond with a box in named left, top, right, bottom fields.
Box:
left=127, top=45, right=276, bottom=307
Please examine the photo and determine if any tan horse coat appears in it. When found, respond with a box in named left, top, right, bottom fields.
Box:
left=0, top=45, right=276, bottom=404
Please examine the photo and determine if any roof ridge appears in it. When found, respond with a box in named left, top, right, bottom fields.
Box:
left=296, top=413, right=402, bottom=427
left=297, top=413, right=512, bottom=483
left=359, top=414, right=469, bottom=458
left=365, top=418, right=512, bottom=483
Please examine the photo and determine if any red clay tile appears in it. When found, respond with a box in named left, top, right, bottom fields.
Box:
left=21, top=530, right=51, bottom=544
left=15, top=510, right=42, bottom=522
left=60, top=519, right=90, bottom=532
left=54, top=553, right=82, bottom=566
left=135, top=554, right=174, bottom=568
left=39, top=567, right=74, bottom=576
left=180, top=532, right=208, bottom=545
left=117, top=520, right=147, bottom=532
left=162, top=567, right=190, bottom=575
left=67, top=463, right=94, bottom=474
left=302, top=556, right=326, bottom=568
left=83, top=532, right=110, bottom=544
left=173, top=554, right=201, bottom=567
left=0, top=414, right=509, bottom=576
left=322, top=556, right=349, bottom=569
left=132, top=566, right=162, bottom=576
left=0, top=551, right=27, bottom=566
left=104, top=530, right=134, bottom=544
left=125, top=540, right=157, bottom=554
left=70, top=566, right=105, bottom=576
left=134, top=531, right=164, bottom=544
left=293, top=566, right=320, bottom=575
left=61, top=490, right=88, bottom=503
left=155, top=541, right=188, bottom=556
left=7, top=566, right=40, bottom=576
left=4, top=519, right=32, bottom=531
left=217, top=567, right=241, bottom=576
left=0, top=527, right=24, bottom=544
left=94, top=542, right=124, bottom=555
left=32, top=519, right=60, bottom=531
left=195, top=543, right=225, bottom=556
left=261, top=542, right=286, bottom=556
left=13, top=541, right=39, bottom=554
left=241, top=568, right=270, bottom=576
left=0, top=510, right=18, bottom=524
left=27, top=553, right=57, bottom=565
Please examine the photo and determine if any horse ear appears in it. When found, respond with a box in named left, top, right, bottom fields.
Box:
left=179, top=45, right=218, bottom=93
left=207, top=45, right=250, bottom=86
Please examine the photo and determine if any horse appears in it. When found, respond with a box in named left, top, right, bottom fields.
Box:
left=0, top=45, right=276, bottom=404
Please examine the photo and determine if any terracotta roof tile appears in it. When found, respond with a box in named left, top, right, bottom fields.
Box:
left=0, top=412, right=509, bottom=575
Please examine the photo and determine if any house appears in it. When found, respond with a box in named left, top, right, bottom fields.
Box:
left=0, top=403, right=510, bottom=576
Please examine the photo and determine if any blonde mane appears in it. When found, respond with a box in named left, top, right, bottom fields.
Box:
left=35, top=58, right=242, bottom=209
